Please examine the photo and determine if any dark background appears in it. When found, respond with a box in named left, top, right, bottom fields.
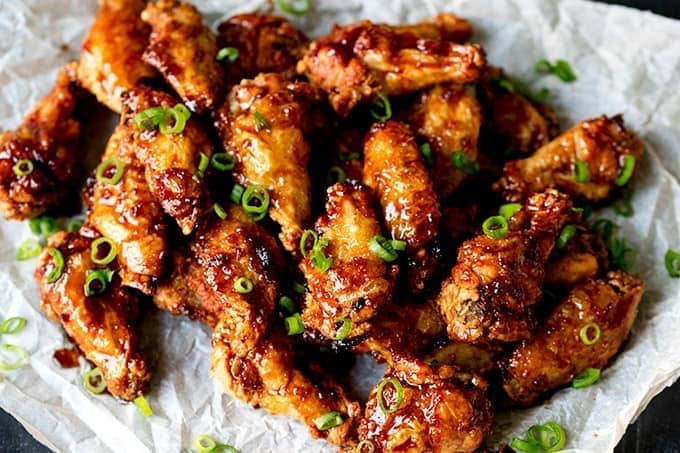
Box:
left=2, top=1, right=679, bottom=452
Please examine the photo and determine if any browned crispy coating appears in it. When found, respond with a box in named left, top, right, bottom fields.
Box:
left=545, top=226, right=609, bottom=288
left=141, top=0, right=224, bottom=113
left=0, top=63, right=83, bottom=220
left=217, top=13, right=308, bottom=82
left=503, top=271, right=644, bottom=406
left=34, top=231, right=150, bottom=401
left=437, top=189, right=573, bottom=343
left=123, top=86, right=213, bottom=235
left=86, top=117, right=167, bottom=295
left=298, top=20, right=486, bottom=116
left=214, top=73, right=317, bottom=253
left=300, top=182, right=398, bottom=340
left=78, top=0, right=157, bottom=113
left=393, top=13, right=473, bottom=42
left=408, top=83, right=482, bottom=200
left=425, top=341, right=502, bottom=375
left=496, top=115, right=644, bottom=203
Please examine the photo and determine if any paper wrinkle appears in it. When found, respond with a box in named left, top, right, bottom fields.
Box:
left=0, top=0, right=679, bottom=452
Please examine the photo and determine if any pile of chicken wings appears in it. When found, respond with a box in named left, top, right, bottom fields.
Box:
left=1, top=0, right=647, bottom=451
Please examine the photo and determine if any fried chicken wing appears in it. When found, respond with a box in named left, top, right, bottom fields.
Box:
left=214, top=73, right=317, bottom=252
left=141, top=0, right=224, bottom=113
left=78, top=0, right=156, bottom=113
left=0, top=63, right=83, bottom=220
left=545, top=226, right=609, bottom=288
left=503, top=271, right=644, bottom=406
left=123, top=87, right=212, bottom=235
left=217, top=13, right=308, bottom=82
left=408, top=84, right=482, bottom=200
left=393, top=13, right=473, bottom=42
left=300, top=182, right=398, bottom=340
left=298, top=20, right=486, bottom=116
left=34, top=231, right=150, bottom=401
left=496, top=115, right=644, bottom=203
left=437, top=189, right=573, bottom=343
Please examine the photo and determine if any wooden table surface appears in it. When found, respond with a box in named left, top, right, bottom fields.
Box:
left=1, top=0, right=679, bottom=452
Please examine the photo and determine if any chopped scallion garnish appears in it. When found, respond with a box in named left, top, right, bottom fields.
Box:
left=45, top=248, right=65, bottom=283
left=84, top=269, right=115, bottom=297
left=572, top=368, right=601, bottom=388
left=0, top=344, right=28, bottom=371
left=370, top=92, right=392, bottom=121
left=356, top=440, right=375, bottom=453
left=234, top=277, right=254, bottom=294
left=241, top=184, right=270, bottom=221
left=557, top=224, right=577, bottom=249
left=134, top=106, right=167, bottom=130
left=328, top=166, right=347, bottom=184
left=665, top=249, right=680, bottom=278
left=499, top=203, right=522, bottom=220
left=159, top=104, right=190, bottom=134
left=213, top=203, right=227, bottom=220
left=579, top=322, right=601, bottom=345
left=277, top=0, right=310, bottom=15
left=0, top=317, right=26, bottom=335
left=615, top=155, right=636, bottom=186
left=134, top=395, right=153, bottom=418
left=90, top=237, right=118, bottom=266
left=284, top=313, right=304, bottom=335
left=13, top=159, right=34, bottom=177
left=534, top=59, right=577, bottom=82
left=450, top=151, right=479, bottom=175
left=333, top=317, right=352, bottom=341
left=16, top=238, right=42, bottom=261
left=96, top=157, right=125, bottom=185
left=496, top=76, right=549, bottom=103
left=511, top=421, right=567, bottom=452
left=279, top=296, right=297, bottom=314
left=482, top=216, right=509, bottom=240
left=230, top=184, right=245, bottom=204
left=313, top=411, right=344, bottom=430
left=216, top=47, right=239, bottom=62
left=253, top=111, right=271, bottom=132
left=211, top=152, right=236, bottom=171
left=376, top=377, right=404, bottom=415
left=419, top=143, right=433, bottom=167
left=83, top=367, right=106, bottom=394
left=573, top=159, right=589, bottom=183
left=292, top=281, right=306, bottom=294
left=368, top=235, right=404, bottom=263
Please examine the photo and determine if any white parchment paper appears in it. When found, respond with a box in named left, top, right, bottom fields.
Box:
left=1, top=0, right=679, bottom=451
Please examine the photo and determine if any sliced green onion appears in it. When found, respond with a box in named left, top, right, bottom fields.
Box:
left=368, top=235, right=401, bottom=262
left=665, top=249, right=680, bottom=278
left=0, top=317, right=26, bottom=334
left=214, top=203, right=227, bottom=220
left=579, top=322, right=601, bottom=345
left=419, top=143, right=433, bottom=167
left=615, top=155, right=636, bottom=186
left=591, top=218, right=617, bottom=241
left=450, top=151, right=480, bottom=175
left=499, top=203, right=522, bottom=219
left=45, top=248, right=65, bottom=283
left=284, top=313, right=304, bottom=335
left=509, top=437, right=541, bottom=453
left=482, top=216, right=509, bottom=240
left=376, top=377, right=404, bottom=415
left=339, top=151, right=361, bottom=161
left=134, top=106, right=167, bottom=130
left=174, top=104, right=191, bottom=120
left=193, top=434, right=217, bottom=453
left=527, top=422, right=567, bottom=452
left=91, top=237, right=118, bottom=265
left=30, top=216, right=59, bottom=239
left=534, top=59, right=576, bottom=82
left=96, top=157, right=126, bottom=185
left=66, top=219, right=83, bottom=233
left=390, top=239, right=407, bottom=252
left=241, top=184, right=270, bottom=221
left=572, top=368, right=601, bottom=389
left=134, top=395, right=153, bottom=418
left=217, top=47, right=239, bottom=62
left=333, top=317, right=351, bottom=341
left=277, top=0, right=310, bottom=15
left=328, top=166, right=347, bottom=184
left=613, top=192, right=634, bottom=218
left=234, top=277, right=254, bottom=294
left=370, top=92, right=392, bottom=121
left=279, top=296, right=297, bottom=314
left=160, top=104, right=189, bottom=134
left=313, top=411, right=344, bottom=430
left=13, top=159, right=34, bottom=177
left=356, top=440, right=375, bottom=453
left=211, top=153, right=236, bottom=171
left=196, top=152, right=210, bottom=177
left=16, top=238, right=42, bottom=261
left=608, top=237, right=637, bottom=272
left=84, top=269, right=115, bottom=297
left=310, top=249, right=332, bottom=272
left=0, top=344, right=28, bottom=371
left=300, top=230, right=319, bottom=257
left=496, top=76, right=549, bottom=103
left=557, top=224, right=577, bottom=249
left=292, top=281, right=306, bottom=294
left=573, top=159, right=589, bottom=183
left=83, top=367, right=107, bottom=394
left=253, top=111, right=271, bottom=132
left=230, top=184, right=245, bottom=204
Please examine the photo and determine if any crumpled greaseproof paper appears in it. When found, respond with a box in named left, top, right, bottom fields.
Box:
left=1, top=0, right=679, bottom=451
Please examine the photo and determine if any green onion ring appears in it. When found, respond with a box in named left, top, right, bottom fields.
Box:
left=96, top=157, right=125, bottom=185
left=211, top=152, right=236, bottom=171
left=16, top=238, right=42, bottom=261
left=230, top=184, right=245, bottom=204
left=217, top=46, right=239, bottom=62
left=159, top=105, right=188, bottom=134
left=0, top=344, right=28, bottom=371
left=300, top=230, right=319, bottom=257
left=419, top=143, right=433, bottom=167
left=30, top=216, right=59, bottom=239
left=83, top=367, right=107, bottom=394
left=13, top=159, right=34, bottom=177
left=557, top=224, right=577, bottom=248
left=174, top=104, right=191, bottom=121
left=134, top=395, right=153, bottom=417
left=499, top=203, right=522, bottom=220
left=580, top=322, right=601, bottom=345
left=390, top=239, right=407, bottom=252
left=333, top=317, right=352, bottom=341
left=665, top=249, right=680, bottom=278
left=0, top=317, right=27, bottom=334
left=241, top=185, right=270, bottom=221
left=615, top=155, right=636, bottom=186
left=84, top=269, right=115, bottom=297
left=356, top=439, right=375, bottom=453
left=482, top=216, right=509, bottom=240
left=234, top=277, right=254, bottom=294
left=214, top=203, right=227, bottom=220
left=310, top=249, right=332, bottom=272
left=370, top=92, right=392, bottom=121
left=368, top=235, right=400, bottom=263
left=277, top=0, right=310, bottom=16
left=451, top=151, right=480, bottom=175
left=134, top=106, right=167, bottom=130
left=284, top=313, right=304, bottom=335
left=292, top=281, right=306, bottom=294
left=509, top=437, right=541, bottom=453
left=572, top=368, right=601, bottom=389
left=197, top=152, right=210, bottom=174
left=528, top=421, right=567, bottom=452
left=376, top=377, right=404, bottom=415
left=328, top=166, right=347, bottom=184
left=279, top=296, right=297, bottom=314
left=313, top=411, right=344, bottom=430
left=253, top=111, right=271, bottom=132
left=66, top=219, right=83, bottom=232
left=46, top=248, right=65, bottom=283
left=90, top=237, right=118, bottom=266
left=573, top=159, right=590, bottom=183
left=193, top=434, right=217, bottom=453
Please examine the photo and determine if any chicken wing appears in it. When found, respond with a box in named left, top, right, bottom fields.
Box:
left=214, top=73, right=317, bottom=252
left=217, top=13, right=308, bottom=82
left=141, top=0, right=224, bottom=113
left=0, top=63, right=83, bottom=220
left=393, top=13, right=473, bottom=42
left=34, top=231, right=150, bottom=401
left=300, top=182, right=398, bottom=341
left=545, top=226, right=609, bottom=288
left=298, top=20, right=486, bottom=116
left=78, top=0, right=156, bottom=113
left=496, top=115, right=644, bottom=203
left=123, top=87, right=213, bottom=235
left=503, top=271, right=644, bottom=406
left=437, top=189, right=573, bottom=343
left=408, top=83, right=482, bottom=200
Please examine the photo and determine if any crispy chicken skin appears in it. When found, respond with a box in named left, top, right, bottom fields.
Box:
left=217, top=13, right=308, bottom=82
left=0, top=63, right=83, bottom=220
left=298, top=19, right=486, bottom=116
left=141, top=0, right=224, bottom=113
left=34, top=231, right=150, bottom=401
left=123, top=86, right=213, bottom=235
left=214, top=73, right=317, bottom=252
left=545, top=226, right=609, bottom=288
left=408, top=84, right=482, bottom=200
left=496, top=115, right=644, bottom=203
left=87, top=118, right=167, bottom=295
left=503, top=271, right=644, bottom=406
left=437, top=189, right=573, bottom=343
left=78, top=0, right=156, bottom=113
left=393, top=13, right=473, bottom=42
left=300, top=182, right=398, bottom=340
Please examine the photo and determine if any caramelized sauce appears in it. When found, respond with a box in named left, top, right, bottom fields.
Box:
left=53, top=347, right=81, bottom=368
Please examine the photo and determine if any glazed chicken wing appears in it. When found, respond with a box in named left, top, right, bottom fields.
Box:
left=437, top=189, right=573, bottom=343
left=408, top=83, right=482, bottom=200
left=503, top=271, right=644, bottom=406
left=0, top=63, right=83, bottom=220
left=300, top=182, right=398, bottom=341
left=393, top=13, right=473, bottom=42
left=545, top=226, right=609, bottom=288
left=34, top=231, right=150, bottom=401
left=78, top=0, right=156, bottom=113
left=496, top=115, right=644, bottom=203
left=214, top=73, right=317, bottom=252
left=298, top=19, right=486, bottom=116
left=141, top=0, right=224, bottom=113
